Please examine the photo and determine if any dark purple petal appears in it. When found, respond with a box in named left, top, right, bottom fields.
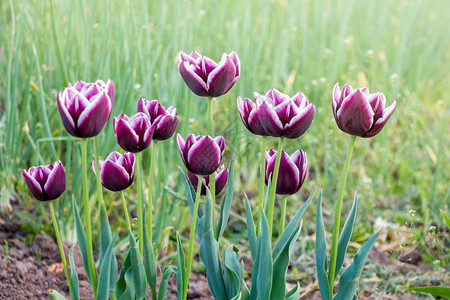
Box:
left=214, top=167, right=229, bottom=195
left=214, top=136, right=226, bottom=155
left=363, top=100, right=397, bottom=138
left=57, top=92, right=77, bottom=136
left=114, top=116, right=140, bottom=152
left=106, top=79, right=115, bottom=106
left=186, top=136, right=222, bottom=176
left=179, top=61, right=209, bottom=97
left=23, top=170, right=45, bottom=201
left=153, top=115, right=179, bottom=140
left=44, top=161, right=66, bottom=200
left=283, top=103, right=316, bottom=139
left=264, top=151, right=278, bottom=186
left=101, top=160, right=131, bottom=191
left=336, top=89, right=374, bottom=136
left=274, top=151, right=300, bottom=195
left=228, top=51, right=240, bottom=77
left=77, top=92, right=112, bottom=138
left=248, top=101, right=283, bottom=137
left=266, top=88, right=290, bottom=106
left=207, top=55, right=237, bottom=97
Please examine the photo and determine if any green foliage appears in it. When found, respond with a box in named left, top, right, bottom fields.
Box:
left=69, top=246, right=80, bottom=300
left=48, top=289, right=67, bottom=300
left=315, top=191, right=330, bottom=300
left=99, top=203, right=118, bottom=294
left=409, top=286, right=450, bottom=298
left=96, top=233, right=118, bottom=300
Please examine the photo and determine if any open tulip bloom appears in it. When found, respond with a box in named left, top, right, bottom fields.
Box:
left=138, top=98, right=179, bottom=141
left=178, top=50, right=240, bottom=98
left=114, top=112, right=156, bottom=153
left=57, top=79, right=115, bottom=138
left=22, top=161, right=66, bottom=202
left=237, top=88, right=316, bottom=138
left=187, top=165, right=228, bottom=196
left=92, top=151, right=135, bottom=192
left=332, top=82, right=397, bottom=137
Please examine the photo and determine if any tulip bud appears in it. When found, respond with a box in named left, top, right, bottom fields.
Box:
left=57, top=79, right=115, bottom=138
left=22, top=161, right=66, bottom=201
left=237, top=88, right=315, bottom=139
left=178, top=50, right=240, bottom=98
left=137, top=98, right=179, bottom=141
left=177, top=133, right=225, bottom=176
left=332, top=83, right=397, bottom=137
left=265, top=150, right=307, bottom=196
left=92, top=152, right=135, bottom=192
left=113, top=112, right=156, bottom=153
left=187, top=166, right=228, bottom=196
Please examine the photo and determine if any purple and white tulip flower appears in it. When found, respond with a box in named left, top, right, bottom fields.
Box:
left=92, top=151, right=135, bottom=192
left=177, top=134, right=226, bottom=176
left=22, top=161, right=66, bottom=201
left=237, top=88, right=316, bottom=139
left=113, top=112, right=156, bottom=153
left=137, top=98, right=179, bottom=141
left=178, top=50, right=240, bottom=98
left=265, top=150, right=307, bottom=196
left=187, top=165, right=229, bottom=196
left=57, top=79, right=115, bottom=138
left=332, top=83, right=397, bottom=137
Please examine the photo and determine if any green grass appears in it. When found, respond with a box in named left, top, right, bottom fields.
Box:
left=0, top=0, right=449, bottom=293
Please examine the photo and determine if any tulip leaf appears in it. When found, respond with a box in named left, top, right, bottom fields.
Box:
left=245, top=199, right=257, bottom=259
left=198, top=191, right=228, bottom=300
left=99, top=203, right=118, bottom=292
left=315, top=191, right=330, bottom=300
left=69, top=246, right=80, bottom=300
left=230, top=292, right=242, bottom=300
left=128, top=232, right=148, bottom=300
left=176, top=232, right=185, bottom=300
left=440, top=209, right=450, bottom=229
left=217, top=157, right=235, bottom=239
left=116, top=245, right=132, bottom=299
left=334, top=229, right=382, bottom=300
left=96, top=233, right=118, bottom=300
left=72, top=199, right=93, bottom=285
left=335, top=194, right=358, bottom=279
left=48, top=289, right=68, bottom=300
left=143, top=208, right=157, bottom=288
left=157, top=266, right=177, bottom=300
left=223, top=245, right=243, bottom=299
left=409, top=286, right=450, bottom=298
left=286, top=283, right=301, bottom=300
left=273, top=188, right=315, bottom=261
left=178, top=166, right=204, bottom=219
left=257, top=210, right=273, bottom=300
left=270, top=220, right=302, bottom=300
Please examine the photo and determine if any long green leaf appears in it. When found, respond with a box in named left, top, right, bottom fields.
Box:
left=143, top=208, right=157, bottom=288
left=178, top=166, right=204, bottom=219
left=409, top=286, right=450, bottom=298
left=129, top=232, right=147, bottom=300
left=245, top=199, right=257, bottom=259
left=440, top=209, right=450, bottom=229
left=223, top=245, right=242, bottom=299
left=99, top=203, right=118, bottom=292
left=315, top=191, right=330, bottom=300
left=176, top=232, right=185, bottom=300
left=69, top=246, right=80, bottom=300
left=217, top=158, right=235, bottom=239
left=257, top=210, right=273, bottom=300
left=116, top=246, right=132, bottom=299
left=334, top=229, right=382, bottom=300
left=273, top=188, right=315, bottom=261
left=335, top=194, right=358, bottom=279
left=285, top=283, right=301, bottom=300
left=48, top=290, right=67, bottom=300
left=158, top=266, right=177, bottom=300
left=96, top=233, right=118, bottom=300
left=230, top=292, right=242, bottom=300
left=270, top=221, right=302, bottom=300
left=72, top=199, right=92, bottom=285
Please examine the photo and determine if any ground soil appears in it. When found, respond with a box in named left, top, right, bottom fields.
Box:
left=0, top=210, right=441, bottom=299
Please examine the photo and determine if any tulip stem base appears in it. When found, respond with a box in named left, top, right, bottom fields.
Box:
left=93, top=137, right=104, bottom=211
left=183, top=179, right=203, bottom=300
left=267, top=137, right=284, bottom=237
left=120, top=191, right=132, bottom=233
left=280, top=196, right=287, bottom=234
left=81, top=139, right=98, bottom=292
left=49, top=202, right=73, bottom=296
left=136, top=152, right=144, bottom=255
left=257, top=136, right=267, bottom=235
left=210, top=172, right=216, bottom=238
left=151, top=286, right=157, bottom=300
left=328, top=135, right=356, bottom=298
left=148, top=141, right=157, bottom=246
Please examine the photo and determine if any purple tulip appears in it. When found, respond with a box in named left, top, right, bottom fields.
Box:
left=178, top=50, right=240, bottom=98
left=113, top=113, right=156, bottom=153
left=177, top=133, right=226, bottom=176
left=237, top=88, right=316, bottom=139
left=92, top=151, right=135, bottom=192
left=187, top=166, right=229, bottom=196
left=332, top=83, right=397, bottom=137
left=57, top=79, right=115, bottom=138
left=137, top=98, right=179, bottom=141
left=22, top=161, right=66, bottom=201
left=265, top=150, right=307, bottom=196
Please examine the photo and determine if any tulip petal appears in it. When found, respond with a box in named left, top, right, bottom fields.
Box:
left=101, top=161, right=131, bottom=191
left=179, top=61, right=209, bottom=97
left=207, top=55, right=237, bottom=97
left=332, top=83, right=341, bottom=120
left=228, top=51, right=240, bottom=77
left=115, top=118, right=140, bottom=152
left=215, top=168, right=229, bottom=196
left=248, top=101, right=283, bottom=137
left=187, top=136, right=221, bottom=176
left=78, top=92, right=112, bottom=138
left=275, top=151, right=301, bottom=195
left=337, top=90, right=374, bottom=136
left=44, top=161, right=66, bottom=200
left=363, top=100, right=397, bottom=137
left=57, top=91, right=77, bottom=136
left=283, top=103, right=316, bottom=139
left=23, top=170, right=45, bottom=201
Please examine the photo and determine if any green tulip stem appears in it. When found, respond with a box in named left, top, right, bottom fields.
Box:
left=328, top=135, right=357, bottom=298
left=148, top=141, right=157, bottom=244
left=183, top=179, right=203, bottom=300
left=207, top=97, right=218, bottom=239
left=81, top=139, right=98, bottom=292
left=135, top=152, right=144, bottom=254
left=256, top=136, right=267, bottom=235
left=110, top=292, right=117, bottom=300
left=120, top=191, right=132, bottom=233
left=49, top=201, right=74, bottom=298
left=93, top=136, right=104, bottom=210
left=207, top=97, right=214, bottom=136
left=280, top=196, right=288, bottom=235
left=267, top=137, right=284, bottom=237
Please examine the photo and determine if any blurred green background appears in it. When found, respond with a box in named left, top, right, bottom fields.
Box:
left=0, top=0, right=449, bottom=292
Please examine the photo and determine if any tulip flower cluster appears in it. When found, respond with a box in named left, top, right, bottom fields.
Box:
left=22, top=47, right=396, bottom=300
